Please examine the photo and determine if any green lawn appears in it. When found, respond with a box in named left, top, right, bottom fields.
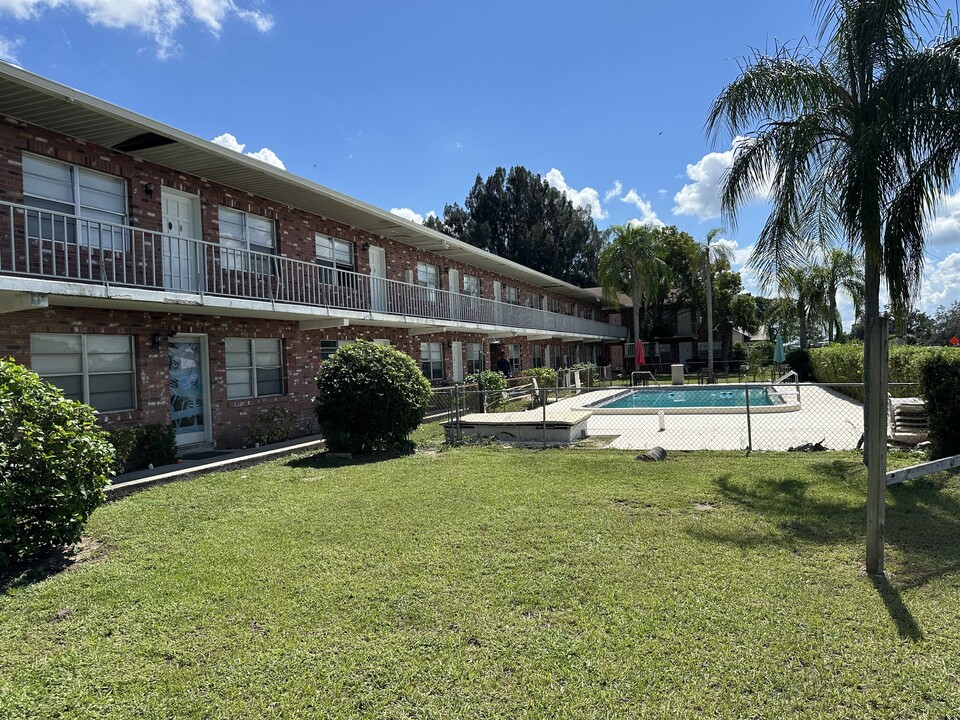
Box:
left=2, top=446, right=958, bottom=718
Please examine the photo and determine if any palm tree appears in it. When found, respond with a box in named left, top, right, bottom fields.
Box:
left=816, top=248, right=864, bottom=342
left=597, top=224, right=672, bottom=350
left=707, top=1, right=960, bottom=573
left=693, top=228, right=733, bottom=377
left=779, top=264, right=829, bottom=349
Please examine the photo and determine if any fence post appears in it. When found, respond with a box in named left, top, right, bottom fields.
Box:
left=866, top=317, right=889, bottom=575
left=542, top=384, right=547, bottom=449
left=478, top=376, right=486, bottom=414
left=744, top=382, right=752, bottom=455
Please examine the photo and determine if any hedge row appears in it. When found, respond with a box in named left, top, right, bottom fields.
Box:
left=804, top=344, right=960, bottom=457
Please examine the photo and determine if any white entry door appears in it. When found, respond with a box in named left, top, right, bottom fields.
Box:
left=451, top=340, right=464, bottom=382
left=493, top=280, right=502, bottom=325
left=161, top=189, right=202, bottom=291
left=448, top=268, right=459, bottom=319
left=168, top=335, right=211, bottom=447
left=369, top=245, right=387, bottom=312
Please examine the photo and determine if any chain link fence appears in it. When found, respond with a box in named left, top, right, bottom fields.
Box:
left=431, top=379, right=927, bottom=452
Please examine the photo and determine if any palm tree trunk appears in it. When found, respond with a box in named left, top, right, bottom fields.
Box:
left=828, top=288, right=837, bottom=343
left=631, top=272, right=641, bottom=363
left=706, top=256, right=714, bottom=376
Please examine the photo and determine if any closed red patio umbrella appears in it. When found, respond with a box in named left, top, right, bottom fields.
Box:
left=635, top=339, right=646, bottom=367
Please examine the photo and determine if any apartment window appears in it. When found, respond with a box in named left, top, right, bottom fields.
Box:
left=532, top=344, right=544, bottom=368
left=508, top=344, right=521, bottom=373
left=416, top=261, right=440, bottom=289
left=320, top=339, right=348, bottom=361
left=218, top=207, right=275, bottom=273
left=316, top=233, right=354, bottom=283
left=22, top=154, right=127, bottom=250
left=466, top=343, right=483, bottom=374
left=373, top=339, right=391, bottom=346
left=548, top=297, right=560, bottom=314
left=31, top=333, right=135, bottom=412
left=504, top=286, right=519, bottom=305
left=563, top=302, right=573, bottom=315
left=463, top=275, right=480, bottom=297
left=421, top=342, right=443, bottom=380
left=225, top=338, right=283, bottom=399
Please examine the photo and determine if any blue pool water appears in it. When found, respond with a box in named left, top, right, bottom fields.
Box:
left=593, top=387, right=776, bottom=410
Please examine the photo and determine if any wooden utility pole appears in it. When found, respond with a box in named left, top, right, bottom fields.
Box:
left=865, top=316, right=889, bottom=575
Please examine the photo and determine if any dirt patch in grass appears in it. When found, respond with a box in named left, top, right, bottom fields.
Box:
left=1, top=535, right=108, bottom=593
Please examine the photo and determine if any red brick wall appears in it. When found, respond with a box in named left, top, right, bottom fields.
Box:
left=0, top=117, right=600, bottom=316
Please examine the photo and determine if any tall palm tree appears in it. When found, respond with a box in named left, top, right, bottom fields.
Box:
left=707, top=0, right=960, bottom=456
left=597, top=224, right=672, bottom=349
left=693, top=228, right=733, bottom=376
left=816, top=248, right=865, bottom=342
left=779, top=264, right=829, bottom=349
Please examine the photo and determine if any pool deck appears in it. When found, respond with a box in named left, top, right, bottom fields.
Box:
left=459, top=386, right=865, bottom=451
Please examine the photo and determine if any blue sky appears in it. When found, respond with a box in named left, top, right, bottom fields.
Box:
left=1, top=0, right=959, bottom=324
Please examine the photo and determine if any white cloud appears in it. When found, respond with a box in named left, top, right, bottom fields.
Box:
left=672, top=136, right=770, bottom=220
left=211, top=132, right=285, bottom=169
left=604, top=180, right=622, bottom=202
left=0, top=0, right=272, bottom=59
left=928, top=191, right=960, bottom=248
left=0, top=33, right=23, bottom=62
left=919, top=252, right=960, bottom=312
left=390, top=208, right=437, bottom=225
left=621, top=189, right=664, bottom=228
left=544, top=168, right=606, bottom=221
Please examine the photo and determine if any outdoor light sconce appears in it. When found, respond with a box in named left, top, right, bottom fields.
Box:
left=144, top=183, right=156, bottom=197
left=151, top=333, right=163, bottom=349
left=361, top=242, right=370, bottom=251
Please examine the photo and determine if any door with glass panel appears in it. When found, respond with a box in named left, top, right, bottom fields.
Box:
left=161, top=189, right=202, bottom=292
left=168, top=335, right=210, bottom=446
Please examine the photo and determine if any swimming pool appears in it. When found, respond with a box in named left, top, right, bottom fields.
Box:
left=585, top=386, right=800, bottom=414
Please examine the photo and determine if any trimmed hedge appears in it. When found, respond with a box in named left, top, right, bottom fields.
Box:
left=0, top=359, right=113, bottom=568
left=919, top=350, right=960, bottom=458
left=808, top=344, right=942, bottom=398
left=315, top=340, right=432, bottom=454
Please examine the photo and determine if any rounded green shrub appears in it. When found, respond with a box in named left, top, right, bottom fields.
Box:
left=0, top=359, right=114, bottom=568
left=314, top=340, right=432, bottom=454
left=520, top=366, right=558, bottom=387
left=919, top=349, right=960, bottom=459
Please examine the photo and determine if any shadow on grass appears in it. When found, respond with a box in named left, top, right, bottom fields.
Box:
left=688, top=460, right=960, bottom=639
left=286, top=447, right=414, bottom=470
left=870, top=574, right=924, bottom=641
left=1, top=537, right=105, bottom=594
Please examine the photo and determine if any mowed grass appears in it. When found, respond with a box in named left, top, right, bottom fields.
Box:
left=2, top=445, right=959, bottom=718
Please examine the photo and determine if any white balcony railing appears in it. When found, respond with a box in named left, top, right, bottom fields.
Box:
left=0, top=201, right=627, bottom=339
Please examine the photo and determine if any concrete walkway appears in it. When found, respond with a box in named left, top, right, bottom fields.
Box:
left=107, top=435, right=325, bottom=494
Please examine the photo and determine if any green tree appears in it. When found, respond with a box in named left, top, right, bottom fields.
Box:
left=707, top=0, right=960, bottom=552
left=693, top=228, right=733, bottom=375
left=931, top=301, right=960, bottom=345
left=426, top=166, right=603, bottom=286
left=817, top=248, right=864, bottom=342
left=597, top=224, right=672, bottom=346
left=779, top=265, right=829, bottom=349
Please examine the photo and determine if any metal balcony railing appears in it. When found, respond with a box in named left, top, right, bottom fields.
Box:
left=0, top=201, right=627, bottom=339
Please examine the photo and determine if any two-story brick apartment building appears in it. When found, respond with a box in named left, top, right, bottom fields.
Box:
left=0, top=63, right=627, bottom=449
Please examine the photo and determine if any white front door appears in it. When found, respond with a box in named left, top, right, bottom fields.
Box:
left=161, top=189, right=202, bottom=291
left=168, top=335, right=211, bottom=447
left=369, top=245, right=386, bottom=312
left=493, top=280, right=502, bottom=325
left=451, top=340, right=464, bottom=382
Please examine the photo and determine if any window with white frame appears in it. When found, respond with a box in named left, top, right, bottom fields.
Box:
left=373, top=339, right=391, bottom=346
left=417, top=262, right=440, bottom=289
left=466, top=343, right=483, bottom=374
left=225, top=338, right=284, bottom=399
left=31, top=333, right=136, bottom=411
left=463, top=274, right=480, bottom=297
left=548, top=297, right=560, bottom=314
left=421, top=342, right=443, bottom=380
left=22, top=154, right=127, bottom=250
left=508, top=344, right=521, bottom=373
left=504, top=286, right=519, bottom=305
left=316, top=233, right=354, bottom=284
left=218, top=207, right=275, bottom=273
left=320, top=339, right=348, bottom=361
